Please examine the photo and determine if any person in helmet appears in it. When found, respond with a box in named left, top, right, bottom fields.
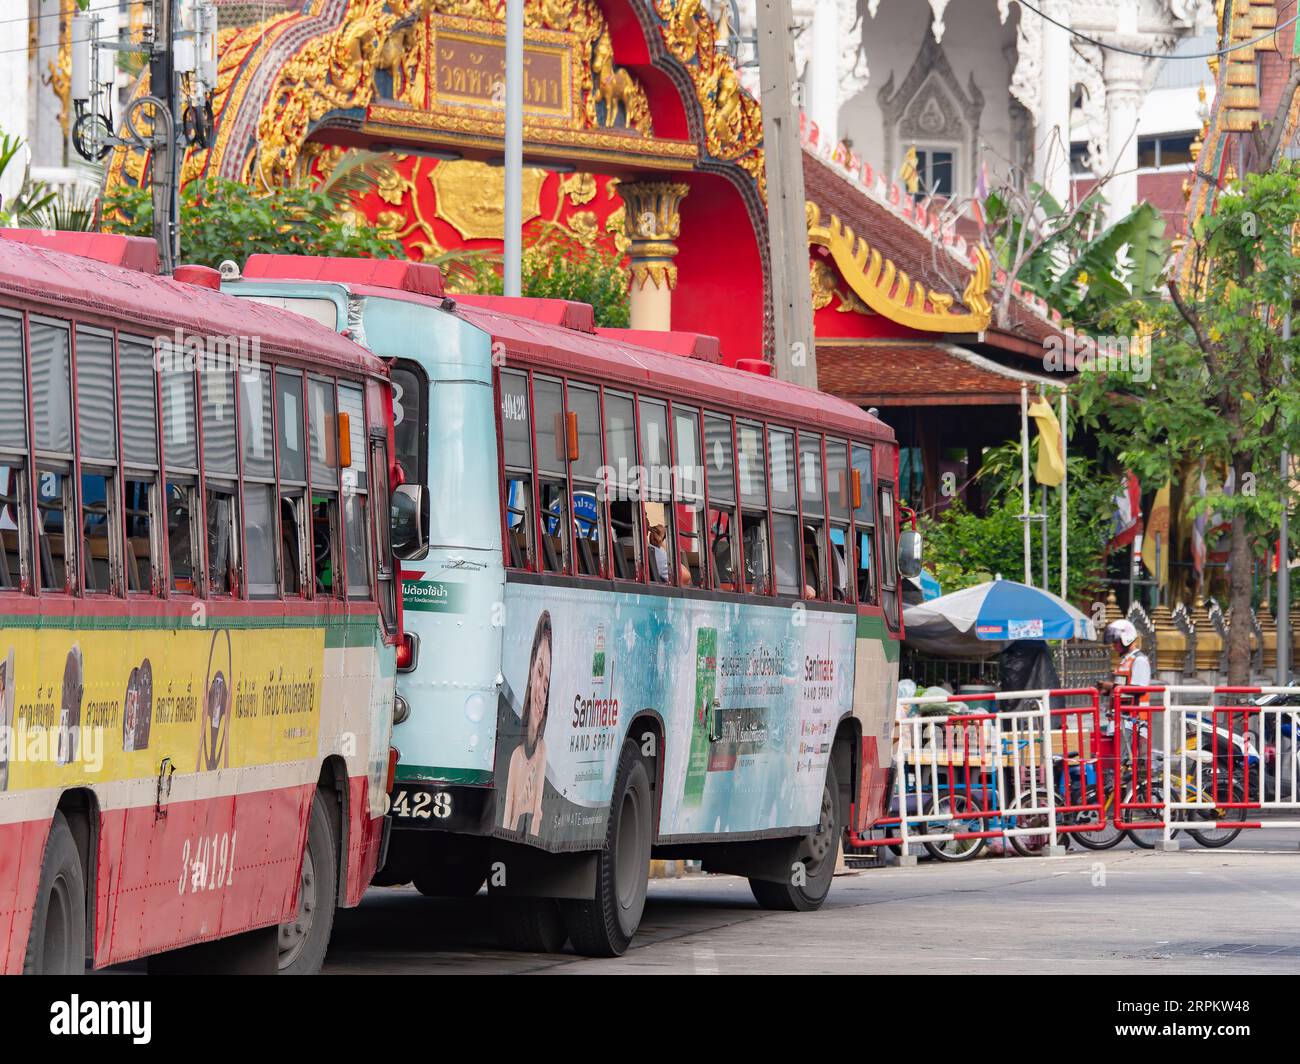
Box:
left=1100, top=619, right=1151, bottom=699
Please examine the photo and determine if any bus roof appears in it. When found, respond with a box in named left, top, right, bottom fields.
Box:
left=0, top=235, right=386, bottom=377
left=452, top=301, right=894, bottom=442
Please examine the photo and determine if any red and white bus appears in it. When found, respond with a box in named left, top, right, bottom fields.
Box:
left=0, top=231, right=401, bottom=974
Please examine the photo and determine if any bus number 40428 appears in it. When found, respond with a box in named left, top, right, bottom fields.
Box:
left=387, top=789, right=452, bottom=820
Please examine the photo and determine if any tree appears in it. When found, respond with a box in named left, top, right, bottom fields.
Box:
left=1075, top=161, right=1300, bottom=683
left=925, top=134, right=1167, bottom=332
left=103, top=175, right=401, bottom=265
left=454, top=225, right=630, bottom=328
left=918, top=441, right=1113, bottom=604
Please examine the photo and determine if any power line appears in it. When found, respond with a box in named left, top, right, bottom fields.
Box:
left=1017, top=0, right=1300, bottom=60
left=0, top=4, right=122, bottom=29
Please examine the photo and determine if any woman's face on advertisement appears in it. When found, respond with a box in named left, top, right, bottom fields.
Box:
left=528, top=636, right=551, bottom=744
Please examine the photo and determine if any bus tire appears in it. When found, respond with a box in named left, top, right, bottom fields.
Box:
left=491, top=898, right=569, bottom=953
left=277, top=788, right=338, bottom=975
left=23, top=811, right=86, bottom=974
left=562, top=738, right=652, bottom=957
left=749, top=758, right=840, bottom=912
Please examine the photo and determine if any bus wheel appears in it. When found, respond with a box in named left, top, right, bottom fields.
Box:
left=414, top=838, right=491, bottom=898
left=278, top=789, right=338, bottom=974
left=562, top=738, right=652, bottom=957
left=24, top=811, right=85, bottom=974
left=750, top=758, right=840, bottom=912
left=491, top=898, right=569, bottom=953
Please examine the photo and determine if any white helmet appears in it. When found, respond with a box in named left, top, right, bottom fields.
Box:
left=1104, top=619, right=1139, bottom=648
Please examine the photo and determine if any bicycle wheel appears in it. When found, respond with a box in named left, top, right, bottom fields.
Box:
left=1120, top=786, right=1175, bottom=848
left=1187, top=782, right=1247, bottom=848
left=920, top=794, right=987, bottom=862
left=1070, top=787, right=1126, bottom=851
left=1004, top=791, right=1058, bottom=857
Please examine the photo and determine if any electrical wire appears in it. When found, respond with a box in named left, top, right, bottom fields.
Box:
left=1017, top=0, right=1300, bottom=60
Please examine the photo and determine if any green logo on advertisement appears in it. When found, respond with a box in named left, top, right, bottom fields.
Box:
left=402, top=579, right=466, bottom=613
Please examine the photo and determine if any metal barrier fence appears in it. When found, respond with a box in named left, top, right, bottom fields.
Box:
left=848, top=688, right=1104, bottom=858
left=1115, top=685, right=1300, bottom=847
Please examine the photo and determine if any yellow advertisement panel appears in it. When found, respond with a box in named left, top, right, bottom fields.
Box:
left=0, top=624, right=325, bottom=792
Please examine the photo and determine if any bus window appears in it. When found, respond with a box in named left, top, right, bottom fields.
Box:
left=121, top=335, right=160, bottom=593
left=308, top=376, right=338, bottom=489
left=826, top=438, right=853, bottom=603
left=391, top=361, right=426, bottom=488
left=240, top=368, right=278, bottom=599
left=769, top=427, right=800, bottom=597
left=202, top=366, right=238, bottom=597
left=672, top=405, right=704, bottom=587
left=76, top=327, right=120, bottom=594
left=639, top=397, right=678, bottom=585
left=31, top=319, right=74, bottom=593
left=312, top=493, right=341, bottom=596
left=339, top=382, right=372, bottom=600
left=880, top=485, right=900, bottom=628
left=854, top=443, right=876, bottom=604
left=736, top=419, right=768, bottom=595
left=499, top=369, right=534, bottom=570
left=369, top=430, right=398, bottom=633
left=604, top=391, right=641, bottom=581
left=533, top=376, right=569, bottom=575
left=704, top=413, right=737, bottom=590
left=0, top=311, right=30, bottom=590
left=276, top=370, right=308, bottom=596
left=162, top=362, right=200, bottom=594
left=568, top=383, right=605, bottom=578
left=798, top=431, right=826, bottom=600
left=206, top=485, right=237, bottom=596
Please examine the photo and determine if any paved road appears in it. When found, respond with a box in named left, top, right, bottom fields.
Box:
left=323, top=831, right=1300, bottom=974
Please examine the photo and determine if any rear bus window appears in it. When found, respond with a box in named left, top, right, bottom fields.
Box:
left=31, top=319, right=74, bottom=593
left=339, top=382, right=372, bottom=600
left=0, top=312, right=31, bottom=590
left=500, top=370, right=534, bottom=570
left=704, top=413, right=737, bottom=591
left=120, top=335, right=161, bottom=593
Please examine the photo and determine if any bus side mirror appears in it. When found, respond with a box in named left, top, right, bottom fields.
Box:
left=898, top=529, right=923, bottom=579
left=850, top=469, right=862, bottom=511
left=567, top=410, right=579, bottom=462
left=391, top=484, right=428, bottom=559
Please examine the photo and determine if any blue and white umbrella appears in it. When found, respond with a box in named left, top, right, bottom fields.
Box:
left=903, top=577, right=1096, bottom=658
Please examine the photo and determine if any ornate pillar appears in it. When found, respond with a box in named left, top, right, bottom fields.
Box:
left=1102, top=45, right=1146, bottom=223
left=620, top=181, right=689, bottom=332
left=805, top=0, right=840, bottom=144
left=1034, top=0, right=1072, bottom=207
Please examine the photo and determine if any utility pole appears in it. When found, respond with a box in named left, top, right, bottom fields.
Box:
left=503, top=0, right=524, bottom=297
left=149, top=0, right=179, bottom=273
left=754, top=0, right=816, bottom=388
left=71, top=1, right=217, bottom=275
left=1280, top=297, right=1291, bottom=685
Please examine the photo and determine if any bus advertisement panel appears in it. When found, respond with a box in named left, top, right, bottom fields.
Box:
left=494, top=584, right=855, bottom=849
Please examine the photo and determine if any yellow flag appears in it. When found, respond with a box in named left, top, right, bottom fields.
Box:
left=1027, top=397, right=1065, bottom=486
left=900, top=145, right=919, bottom=195
left=1141, top=481, right=1171, bottom=586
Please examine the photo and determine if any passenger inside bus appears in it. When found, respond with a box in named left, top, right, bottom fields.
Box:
left=609, top=499, right=640, bottom=580
left=281, top=497, right=303, bottom=595
left=741, top=512, right=769, bottom=594
left=206, top=487, right=236, bottom=595
left=312, top=495, right=338, bottom=594
left=803, top=524, right=825, bottom=600
left=166, top=483, right=196, bottom=594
